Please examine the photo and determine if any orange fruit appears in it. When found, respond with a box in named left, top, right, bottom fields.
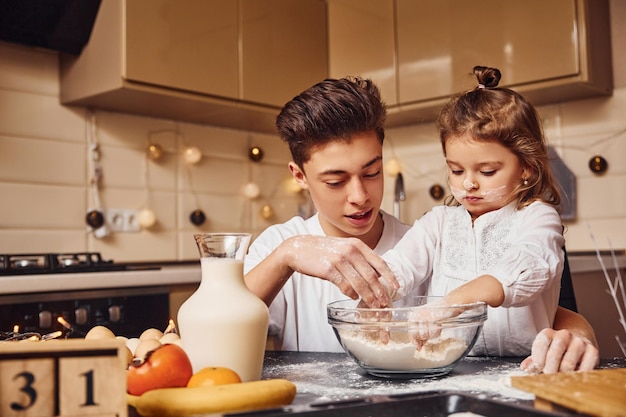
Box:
left=186, top=367, right=242, bottom=387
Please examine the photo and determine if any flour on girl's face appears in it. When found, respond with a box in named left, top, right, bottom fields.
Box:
left=449, top=185, right=509, bottom=205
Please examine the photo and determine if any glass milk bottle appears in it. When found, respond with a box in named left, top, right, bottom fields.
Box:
left=177, top=233, right=269, bottom=382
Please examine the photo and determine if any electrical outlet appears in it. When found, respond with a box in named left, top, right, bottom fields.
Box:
left=105, top=209, right=140, bottom=232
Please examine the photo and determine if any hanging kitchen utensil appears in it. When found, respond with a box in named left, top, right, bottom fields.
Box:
left=393, top=172, right=406, bottom=219
left=85, top=111, right=109, bottom=238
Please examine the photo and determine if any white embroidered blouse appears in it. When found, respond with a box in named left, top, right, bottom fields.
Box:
left=383, top=201, right=565, bottom=356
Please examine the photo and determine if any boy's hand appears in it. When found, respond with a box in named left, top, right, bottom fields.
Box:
left=520, top=328, right=599, bottom=373
left=282, top=235, right=399, bottom=308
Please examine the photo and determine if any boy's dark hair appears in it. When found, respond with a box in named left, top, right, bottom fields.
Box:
left=276, top=76, right=387, bottom=168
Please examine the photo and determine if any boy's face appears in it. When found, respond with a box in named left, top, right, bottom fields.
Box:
left=289, top=131, right=384, bottom=243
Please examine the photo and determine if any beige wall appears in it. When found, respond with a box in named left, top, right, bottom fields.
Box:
left=1, top=0, right=625, bottom=259
left=0, top=41, right=304, bottom=261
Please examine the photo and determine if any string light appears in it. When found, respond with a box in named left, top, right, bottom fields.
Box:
left=148, top=144, right=164, bottom=161
left=184, top=146, right=202, bottom=164
left=260, top=204, right=274, bottom=220
left=385, top=158, right=402, bottom=176
left=242, top=182, right=261, bottom=199
left=137, top=208, right=157, bottom=228
left=248, top=146, right=264, bottom=162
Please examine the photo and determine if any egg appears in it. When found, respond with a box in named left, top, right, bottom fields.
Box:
left=123, top=346, right=134, bottom=367
left=159, top=332, right=181, bottom=344
left=139, top=327, right=164, bottom=341
left=85, top=325, right=116, bottom=340
left=134, top=339, right=162, bottom=359
left=126, top=337, right=141, bottom=355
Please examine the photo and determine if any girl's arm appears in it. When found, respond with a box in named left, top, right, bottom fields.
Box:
left=443, top=274, right=505, bottom=307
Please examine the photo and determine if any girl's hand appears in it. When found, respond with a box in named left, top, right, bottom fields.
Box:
left=407, top=300, right=457, bottom=350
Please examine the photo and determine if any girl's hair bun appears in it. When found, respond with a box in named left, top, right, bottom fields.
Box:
left=473, top=66, right=501, bottom=89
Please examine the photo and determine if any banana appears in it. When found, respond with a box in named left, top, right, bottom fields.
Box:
left=127, top=378, right=297, bottom=417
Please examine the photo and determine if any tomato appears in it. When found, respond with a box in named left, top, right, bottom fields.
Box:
left=127, top=343, right=193, bottom=395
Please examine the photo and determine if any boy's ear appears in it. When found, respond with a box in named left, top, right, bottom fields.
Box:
left=288, top=162, right=308, bottom=190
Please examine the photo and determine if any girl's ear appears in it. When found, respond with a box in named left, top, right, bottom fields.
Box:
left=288, top=162, right=309, bottom=190
left=522, top=166, right=533, bottom=181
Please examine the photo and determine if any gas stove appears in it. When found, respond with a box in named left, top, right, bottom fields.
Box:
left=0, top=252, right=148, bottom=276
left=0, top=252, right=200, bottom=339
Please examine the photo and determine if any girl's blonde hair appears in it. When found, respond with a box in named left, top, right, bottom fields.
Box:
left=436, top=66, right=561, bottom=210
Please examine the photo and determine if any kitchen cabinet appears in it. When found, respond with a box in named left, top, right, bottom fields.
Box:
left=327, top=0, right=397, bottom=105
left=60, top=0, right=328, bottom=133
left=327, top=0, right=612, bottom=126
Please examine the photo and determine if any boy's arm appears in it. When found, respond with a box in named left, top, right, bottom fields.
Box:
left=245, top=235, right=399, bottom=308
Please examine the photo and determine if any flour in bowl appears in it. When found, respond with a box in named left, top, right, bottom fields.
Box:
left=339, top=330, right=468, bottom=370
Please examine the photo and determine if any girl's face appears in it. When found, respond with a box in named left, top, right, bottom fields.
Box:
left=445, top=135, right=527, bottom=219
left=288, top=131, right=385, bottom=248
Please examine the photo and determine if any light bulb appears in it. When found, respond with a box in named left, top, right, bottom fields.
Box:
left=385, top=159, right=401, bottom=177
left=260, top=204, right=274, bottom=220
left=248, top=146, right=264, bottom=162
left=283, top=177, right=303, bottom=194
left=137, top=208, right=157, bottom=228
left=148, top=144, right=164, bottom=161
left=184, top=146, right=202, bottom=164
left=242, top=182, right=261, bottom=199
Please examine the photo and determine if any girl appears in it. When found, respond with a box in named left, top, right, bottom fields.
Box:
left=384, top=66, right=565, bottom=357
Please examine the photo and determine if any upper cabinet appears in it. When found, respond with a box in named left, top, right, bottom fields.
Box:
left=60, top=0, right=328, bottom=133
left=327, top=0, right=397, bottom=105
left=328, top=0, right=613, bottom=126
left=62, top=0, right=612, bottom=133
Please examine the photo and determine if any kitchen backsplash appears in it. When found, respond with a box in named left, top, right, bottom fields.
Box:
left=1, top=0, right=625, bottom=260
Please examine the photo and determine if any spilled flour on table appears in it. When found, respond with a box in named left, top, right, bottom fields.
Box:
left=340, top=330, right=467, bottom=369
left=263, top=355, right=533, bottom=403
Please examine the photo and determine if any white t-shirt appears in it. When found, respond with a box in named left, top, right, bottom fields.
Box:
left=244, top=211, right=410, bottom=352
left=383, top=201, right=565, bottom=357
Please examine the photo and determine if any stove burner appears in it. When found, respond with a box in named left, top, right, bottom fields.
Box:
left=0, top=252, right=128, bottom=276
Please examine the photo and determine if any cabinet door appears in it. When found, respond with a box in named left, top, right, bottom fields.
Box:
left=327, top=0, right=397, bottom=105
left=124, top=0, right=239, bottom=99
left=396, top=0, right=578, bottom=103
left=241, top=0, right=328, bottom=107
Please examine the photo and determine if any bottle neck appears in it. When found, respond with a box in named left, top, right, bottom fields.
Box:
left=198, top=258, right=246, bottom=289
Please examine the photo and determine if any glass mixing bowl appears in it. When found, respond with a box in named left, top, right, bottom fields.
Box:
left=328, top=296, right=487, bottom=378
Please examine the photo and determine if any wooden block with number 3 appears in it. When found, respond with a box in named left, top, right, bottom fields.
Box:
left=0, top=339, right=127, bottom=417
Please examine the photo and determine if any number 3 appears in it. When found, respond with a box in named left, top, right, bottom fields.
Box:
left=10, top=371, right=37, bottom=411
